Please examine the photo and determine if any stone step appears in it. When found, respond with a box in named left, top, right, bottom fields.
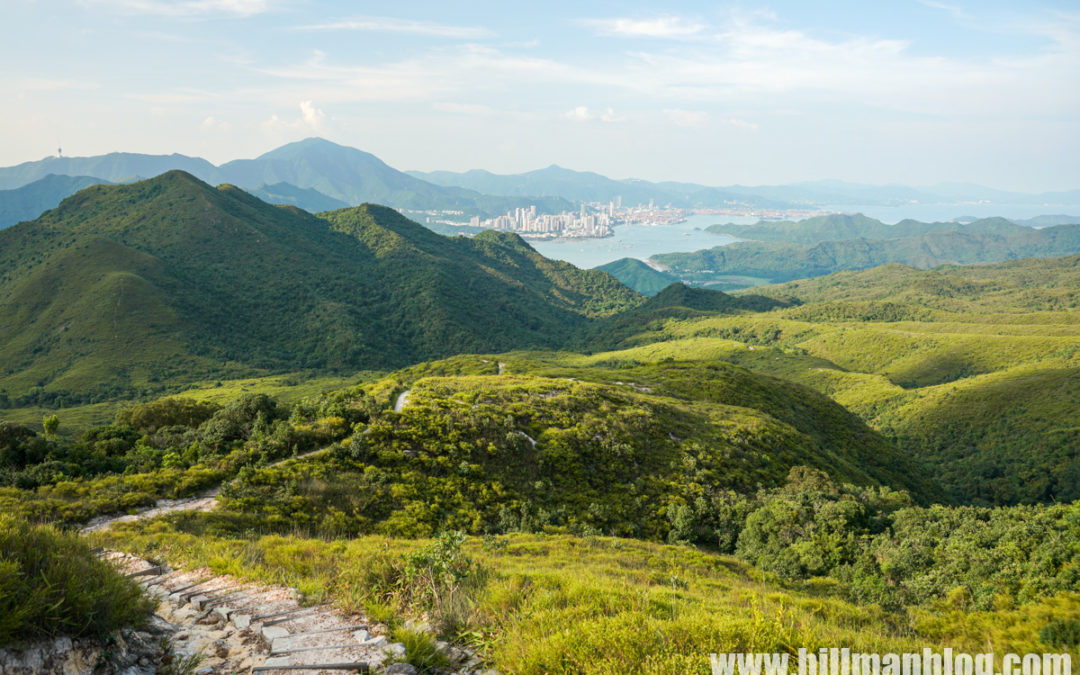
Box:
left=251, top=661, right=369, bottom=673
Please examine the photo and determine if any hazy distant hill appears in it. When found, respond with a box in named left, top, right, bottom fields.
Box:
left=1009, top=214, right=1080, bottom=228
left=218, top=138, right=575, bottom=215
left=248, top=182, right=348, bottom=212
left=654, top=221, right=1080, bottom=284
left=709, top=213, right=1029, bottom=244
left=0, top=174, right=110, bottom=229
left=410, top=165, right=791, bottom=208
left=0, top=139, right=573, bottom=217
left=0, top=171, right=639, bottom=405
left=0, top=152, right=223, bottom=189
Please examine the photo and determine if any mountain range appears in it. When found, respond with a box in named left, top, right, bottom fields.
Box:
left=3, top=138, right=1077, bottom=235
left=0, top=139, right=574, bottom=222
left=0, top=171, right=638, bottom=406
left=412, top=169, right=1080, bottom=208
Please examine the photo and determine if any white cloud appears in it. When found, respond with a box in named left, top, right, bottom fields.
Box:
left=299, top=100, right=325, bottom=130
left=249, top=14, right=1079, bottom=121
left=917, top=0, right=971, bottom=21
left=584, top=16, right=705, bottom=38
left=565, top=106, right=591, bottom=121
left=262, top=101, right=329, bottom=134
left=200, top=116, right=232, bottom=131
left=725, top=118, right=759, bottom=132
left=298, top=16, right=493, bottom=39
left=82, top=0, right=271, bottom=16
left=564, top=106, right=624, bottom=123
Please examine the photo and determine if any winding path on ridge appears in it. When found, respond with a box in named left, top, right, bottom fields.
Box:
left=80, top=446, right=330, bottom=535
left=80, top=429, right=490, bottom=673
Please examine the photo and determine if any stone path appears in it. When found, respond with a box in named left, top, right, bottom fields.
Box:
left=102, top=550, right=395, bottom=674
left=81, top=447, right=331, bottom=535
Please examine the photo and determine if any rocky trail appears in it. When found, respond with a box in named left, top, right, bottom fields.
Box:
left=52, top=446, right=495, bottom=674
left=84, top=549, right=489, bottom=675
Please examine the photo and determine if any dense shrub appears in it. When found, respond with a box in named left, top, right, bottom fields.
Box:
left=0, top=515, right=153, bottom=645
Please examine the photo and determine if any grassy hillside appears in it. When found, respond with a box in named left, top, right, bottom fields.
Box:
left=653, top=224, right=1080, bottom=285
left=94, top=524, right=1080, bottom=675
left=0, top=172, right=639, bottom=407
left=574, top=256, right=1080, bottom=505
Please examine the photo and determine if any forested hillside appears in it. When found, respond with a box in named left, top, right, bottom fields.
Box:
left=0, top=172, right=638, bottom=407
left=653, top=222, right=1080, bottom=285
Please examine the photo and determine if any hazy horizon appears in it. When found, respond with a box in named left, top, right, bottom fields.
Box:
left=4, top=0, right=1079, bottom=192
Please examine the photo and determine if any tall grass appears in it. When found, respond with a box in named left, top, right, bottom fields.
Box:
left=0, top=515, right=153, bottom=645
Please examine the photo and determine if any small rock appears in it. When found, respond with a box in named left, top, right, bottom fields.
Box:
left=353, top=629, right=370, bottom=643
left=213, top=606, right=232, bottom=621
left=363, top=635, right=388, bottom=647
left=232, top=614, right=251, bottom=629
left=386, top=664, right=419, bottom=675
left=384, top=642, right=406, bottom=658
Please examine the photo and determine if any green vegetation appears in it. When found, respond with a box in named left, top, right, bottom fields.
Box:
left=0, top=515, right=153, bottom=645
left=0, top=392, right=342, bottom=524
left=6, top=172, right=1080, bottom=669
left=655, top=218, right=1080, bottom=286
left=594, top=257, right=679, bottom=295
left=708, top=213, right=1027, bottom=244
left=210, top=353, right=938, bottom=541
left=0, top=171, right=638, bottom=406
left=92, top=514, right=1080, bottom=673
left=575, top=256, right=1080, bottom=505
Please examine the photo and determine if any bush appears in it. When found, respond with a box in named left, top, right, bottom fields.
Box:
left=0, top=515, right=154, bottom=645
left=397, top=531, right=488, bottom=637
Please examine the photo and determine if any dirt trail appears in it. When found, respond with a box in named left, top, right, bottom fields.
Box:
left=81, top=447, right=331, bottom=535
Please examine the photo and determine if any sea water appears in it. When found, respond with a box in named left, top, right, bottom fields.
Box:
left=530, top=214, right=751, bottom=269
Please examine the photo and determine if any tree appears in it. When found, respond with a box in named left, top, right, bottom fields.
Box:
left=41, top=415, right=59, bottom=441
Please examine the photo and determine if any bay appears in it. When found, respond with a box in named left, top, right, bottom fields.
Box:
left=530, top=214, right=752, bottom=269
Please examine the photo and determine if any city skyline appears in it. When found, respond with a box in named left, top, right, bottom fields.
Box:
left=2, top=1, right=1079, bottom=192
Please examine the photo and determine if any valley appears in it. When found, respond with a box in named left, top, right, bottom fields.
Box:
left=2, top=173, right=1079, bottom=673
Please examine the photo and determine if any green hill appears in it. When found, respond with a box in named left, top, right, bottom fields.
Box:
left=215, top=356, right=941, bottom=542
left=594, top=258, right=679, bottom=295
left=708, top=213, right=1027, bottom=244
left=576, top=256, right=1080, bottom=505
left=0, top=172, right=639, bottom=406
left=654, top=224, right=1080, bottom=285
left=0, top=174, right=110, bottom=229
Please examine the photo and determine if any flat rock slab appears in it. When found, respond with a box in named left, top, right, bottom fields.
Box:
left=262, top=626, right=290, bottom=641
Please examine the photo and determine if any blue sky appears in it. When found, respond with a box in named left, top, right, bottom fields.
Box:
left=3, top=0, right=1078, bottom=191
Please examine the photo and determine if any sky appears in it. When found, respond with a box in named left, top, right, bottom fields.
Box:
left=3, top=0, right=1079, bottom=192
